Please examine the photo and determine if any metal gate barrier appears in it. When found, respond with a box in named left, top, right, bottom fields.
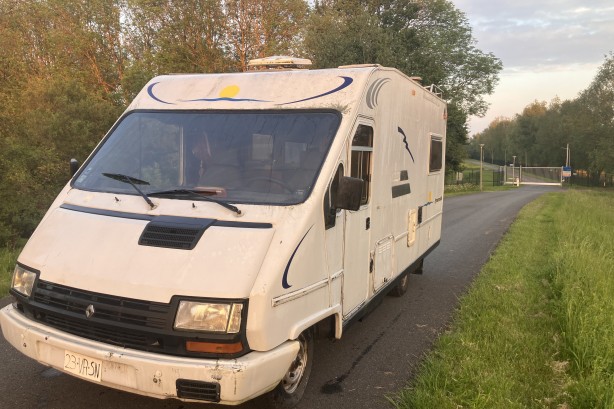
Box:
left=504, top=166, right=563, bottom=186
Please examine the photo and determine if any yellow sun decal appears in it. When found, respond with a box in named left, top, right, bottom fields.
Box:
left=219, top=85, right=240, bottom=98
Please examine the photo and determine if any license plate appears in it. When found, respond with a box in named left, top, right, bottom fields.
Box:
left=63, top=350, right=102, bottom=382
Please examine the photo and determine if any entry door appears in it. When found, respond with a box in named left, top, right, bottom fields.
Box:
left=342, top=122, right=374, bottom=317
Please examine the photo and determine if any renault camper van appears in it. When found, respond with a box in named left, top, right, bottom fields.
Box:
left=1, top=57, right=446, bottom=407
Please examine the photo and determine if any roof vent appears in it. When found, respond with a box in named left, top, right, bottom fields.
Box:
left=247, top=56, right=312, bottom=71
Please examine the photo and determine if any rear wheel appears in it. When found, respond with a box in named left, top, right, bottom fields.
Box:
left=388, top=272, right=409, bottom=297
left=412, top=258, right=424, bottom=275
left=262, top=331, right=313, bottom=409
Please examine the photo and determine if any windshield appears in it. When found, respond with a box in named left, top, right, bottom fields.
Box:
left=73, top=111, right=341, bottom=205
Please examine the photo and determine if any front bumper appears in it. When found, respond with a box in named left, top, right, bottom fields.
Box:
left=0, top=303, right=298, bottom=405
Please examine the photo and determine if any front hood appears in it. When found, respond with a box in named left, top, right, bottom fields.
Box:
left=19, top=206, right=275, bottom=303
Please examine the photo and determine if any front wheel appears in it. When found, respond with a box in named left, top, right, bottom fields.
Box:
left=261, top=331, right=314, bottom=409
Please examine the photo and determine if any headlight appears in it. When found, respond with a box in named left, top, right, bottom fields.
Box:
left=11, top=265, right=37, bottom=297
left=174, top=301, right=243, bottom=333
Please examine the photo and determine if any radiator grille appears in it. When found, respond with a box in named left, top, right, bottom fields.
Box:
left=45, top=313, right=157, bottom=348
left=33, top=280, right=170, bottom=329
left=30, top=280, right=171, bottom=351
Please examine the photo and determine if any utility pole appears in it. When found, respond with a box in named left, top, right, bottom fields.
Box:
left=504, top=148, right=507, bottom=182
left=480, top=144, right=484, bottom=191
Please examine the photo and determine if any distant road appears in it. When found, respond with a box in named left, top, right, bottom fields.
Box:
left=0, top=186, right=560, bottom=409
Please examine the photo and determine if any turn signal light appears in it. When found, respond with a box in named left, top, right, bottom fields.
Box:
left=186, top=341, right=243, bottom=354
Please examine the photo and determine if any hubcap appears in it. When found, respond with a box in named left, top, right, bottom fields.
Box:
left=281, top=335, right=308, bottom=394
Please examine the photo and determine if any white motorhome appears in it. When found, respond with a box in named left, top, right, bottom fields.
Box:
left=1, top=57, right=446, bottom=407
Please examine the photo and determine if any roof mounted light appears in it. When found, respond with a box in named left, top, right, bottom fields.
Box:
left=247, top=56, right=312, bottom=71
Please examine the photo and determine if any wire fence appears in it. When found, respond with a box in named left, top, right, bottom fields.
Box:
left=445, top=168, right=614, bottom=188
left=568, top=171, right=614, bottom=188
left=445, top=169, right=504, bottom=186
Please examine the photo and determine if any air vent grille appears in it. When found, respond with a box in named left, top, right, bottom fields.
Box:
left=176, top=379, right=221, bottom=402
left=138, top=217, right=215, bottom=250
left=139, top=224, right=202, bottom=250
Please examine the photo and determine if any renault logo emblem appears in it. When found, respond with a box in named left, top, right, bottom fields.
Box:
left=85, top=304, right=95, bottom=319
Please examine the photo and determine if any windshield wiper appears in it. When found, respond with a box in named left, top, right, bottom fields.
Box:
left=149, top=189, right=242, bottom=215
left=102, top=173, right=156, bottom=209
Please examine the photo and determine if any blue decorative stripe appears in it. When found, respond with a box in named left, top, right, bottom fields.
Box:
left=147, top=76, right=353, bottom=106
left=147, top=82, right=174, bottom=105
left=181, top=97, right=271, bottom=103
left=282, top=226, right=313, bottom=289
left=279, top=76, right=354, bottom=106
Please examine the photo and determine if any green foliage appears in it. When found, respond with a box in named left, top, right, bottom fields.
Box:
left=471, top=53, right=614, bottom=173
left=0, top=0, right=125, bottom=246
left=305, top=0, right=502, bottom=173
left=0, top=0, right=501, bottom=245
left=551, top=191, right=614, bottom=408
left=445, top=102, right=469, bottom=172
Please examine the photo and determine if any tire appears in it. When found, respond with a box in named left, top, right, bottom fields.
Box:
left=388, top=272, right=409, bottom=297
left=261, top=331, right=314, bottom=409
left=412, top=258, right=424, bottom=275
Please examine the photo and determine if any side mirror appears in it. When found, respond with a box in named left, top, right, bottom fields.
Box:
left=333, top=176, right=363, bottom=211
left=70, top=158, right=80, bottom=177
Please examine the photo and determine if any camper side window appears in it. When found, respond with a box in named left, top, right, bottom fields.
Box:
left=429, top=136, right=443, bottom=173
left=350, top=125, right=373, bottom=206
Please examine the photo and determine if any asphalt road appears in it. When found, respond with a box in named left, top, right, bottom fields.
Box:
left=0, top=186, right=560, bottom=409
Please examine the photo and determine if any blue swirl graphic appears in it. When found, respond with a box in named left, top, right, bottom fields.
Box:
left=279, top=76, right=354, bottom=105
left=147, top=82, right=174, bottom=105
left=282, top=226, right=313, bottom=289
left=181, top=97, right=270, bottom=103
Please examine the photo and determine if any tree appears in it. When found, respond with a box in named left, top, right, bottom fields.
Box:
left=576, top=53, right=614, bottom=173
left=305, top=0, right=394, bottom=68
left=0, top=0, right=124, bottom=245
left=125, top=0, right=230, bottom=76
left=305, top=0, right=502, bottom=171
left=225, top=0, right=308, bottom=71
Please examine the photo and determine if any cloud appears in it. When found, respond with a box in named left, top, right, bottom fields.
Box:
left=453, top=0, right=614, bottom=69
left=452, top=0, right=614, bottom=134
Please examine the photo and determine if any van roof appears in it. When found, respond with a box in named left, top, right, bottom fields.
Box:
left=128, top=66, right=389, bottom=112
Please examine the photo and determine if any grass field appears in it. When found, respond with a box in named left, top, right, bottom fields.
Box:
left=0, top=245, right=20, bottom=297
left=392, top=190, right=614, bottom=409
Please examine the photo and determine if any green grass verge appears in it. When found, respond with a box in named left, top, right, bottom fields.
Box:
left=392, top=190, right=614, bottom=409
left=0, top=245, right=22, bottom=297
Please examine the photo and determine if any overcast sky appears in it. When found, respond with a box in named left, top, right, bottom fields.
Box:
left=451, top=0, right=614, bottom=135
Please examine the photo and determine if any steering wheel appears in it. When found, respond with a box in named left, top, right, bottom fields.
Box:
left=244, top=176, right=294, bottom=193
